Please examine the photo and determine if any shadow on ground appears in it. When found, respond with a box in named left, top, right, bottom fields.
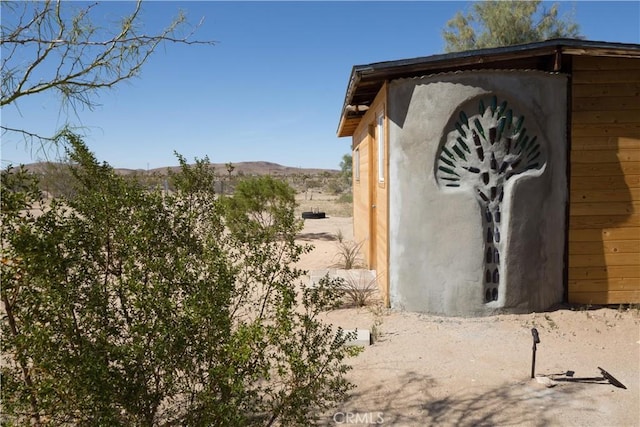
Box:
left=320, top=370, right=595, bottom=426
left=296, top=232, right=338, bottom=241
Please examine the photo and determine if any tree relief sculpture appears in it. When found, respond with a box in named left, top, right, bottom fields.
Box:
left=435, top=96, right=545, bottom=304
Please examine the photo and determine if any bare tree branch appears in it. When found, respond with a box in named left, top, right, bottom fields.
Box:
left=2, top=125, right=57, bottom=142
left=1, top=0, right=215, bottom=146
left=1, top=125, right=73, bottom=166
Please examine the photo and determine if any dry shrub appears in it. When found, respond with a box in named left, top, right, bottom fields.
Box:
left=331, top=230, right=364, bottom=269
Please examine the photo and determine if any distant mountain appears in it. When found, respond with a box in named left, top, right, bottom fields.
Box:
left=18, top=161, right=339, bottom=177
left=155, top=161, right=339, bottom=177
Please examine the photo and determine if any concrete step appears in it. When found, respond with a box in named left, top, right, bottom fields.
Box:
left=309, top=268, right=376, bottom=289
left=341, top=328, right=372, bottom=346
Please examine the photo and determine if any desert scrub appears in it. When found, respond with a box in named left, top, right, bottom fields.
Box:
left=333, top=272, right=380, bottom=308
left=332, top=230, right=364, bottom=269
left=337, top=192, right=353, bottom=204
left=1, top=133, right=359, bottom=426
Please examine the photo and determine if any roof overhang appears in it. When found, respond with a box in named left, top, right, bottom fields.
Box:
left=337, top=39, right=640, bottom=137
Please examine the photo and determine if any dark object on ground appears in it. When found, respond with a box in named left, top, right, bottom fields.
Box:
left=598, top=367, right=627, bottom=389
left=531, top=328, right=540, bottom=378
left=302, top=209, right=326, bottom=219
left=552, top=368, right=627, bottom=389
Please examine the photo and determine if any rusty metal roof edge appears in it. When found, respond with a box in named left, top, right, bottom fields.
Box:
left=353, top=38, right=639, bottom=74
left=336, top=38, right=640, bottom=137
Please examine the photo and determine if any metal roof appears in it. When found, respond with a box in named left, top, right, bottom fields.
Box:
left=337, top=38, right=640, bottom=137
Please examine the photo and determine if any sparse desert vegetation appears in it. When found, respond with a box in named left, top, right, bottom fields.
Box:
left=1, top=139, right=356, bottom=426
left=4, top=153, right=638, bottom=426
left=21, top=159, right=354, bottom=219
left=295, top=205, right=640, bottom=427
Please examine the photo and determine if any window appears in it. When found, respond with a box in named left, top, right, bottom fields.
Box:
left=354, top=148, right=360, bottom=181
left=377, top=112, right=385, bottom=183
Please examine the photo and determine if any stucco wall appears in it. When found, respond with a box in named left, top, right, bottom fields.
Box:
left=387, top=70, right=567, bottom=316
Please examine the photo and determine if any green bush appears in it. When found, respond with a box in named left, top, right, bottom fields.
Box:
left=1, top=133, right=358, bottom=426
left=337, top=193, right=353, bottom=204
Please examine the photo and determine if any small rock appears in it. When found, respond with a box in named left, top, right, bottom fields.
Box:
left=535, top=376, right=557, bottom=388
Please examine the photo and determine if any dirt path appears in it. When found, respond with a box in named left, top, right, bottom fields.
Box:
left=297, top=215, right=640, bottom=427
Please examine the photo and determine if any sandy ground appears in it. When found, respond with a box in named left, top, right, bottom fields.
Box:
left=296, top=214, right=640, bottom=427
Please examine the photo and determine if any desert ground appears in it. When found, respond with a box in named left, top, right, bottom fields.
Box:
left=296, top=192, right=640, bottom=427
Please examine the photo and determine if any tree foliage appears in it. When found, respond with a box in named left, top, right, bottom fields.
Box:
left=32, top=161, right=78, bottom=199
left=442, top=0, right=581, bottom=52
left=1, top=0, right=214, bottom=145
left=1, top=133, right=358, bottom=426
left=339, top=153, right=352, bottom=186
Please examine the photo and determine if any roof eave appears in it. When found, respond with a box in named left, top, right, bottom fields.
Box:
left=336, top=38, right=640, bottom=137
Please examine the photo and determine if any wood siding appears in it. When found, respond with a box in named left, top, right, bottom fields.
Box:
left=569, top=56, right=640, bottom=305
left=352, top=127, right=370, bottom=267
left=351, top=85, right=390, bottom=305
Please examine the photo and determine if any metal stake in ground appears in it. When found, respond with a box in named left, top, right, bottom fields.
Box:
left=531, top=328, right=540, bottom=378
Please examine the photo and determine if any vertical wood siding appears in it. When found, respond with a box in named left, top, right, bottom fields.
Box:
left=351, top=86, right=390, bottom=305
left=569, top=56, right=640, bottom=304
left=353, top=127, right=370, bottom=263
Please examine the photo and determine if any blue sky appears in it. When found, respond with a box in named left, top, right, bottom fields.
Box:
left=2, top=1, right=639, bottom=170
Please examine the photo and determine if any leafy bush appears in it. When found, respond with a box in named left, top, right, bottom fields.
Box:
left=1, top=133, right=358, bottom=426
left=337, top=192, right=353, bottom=204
